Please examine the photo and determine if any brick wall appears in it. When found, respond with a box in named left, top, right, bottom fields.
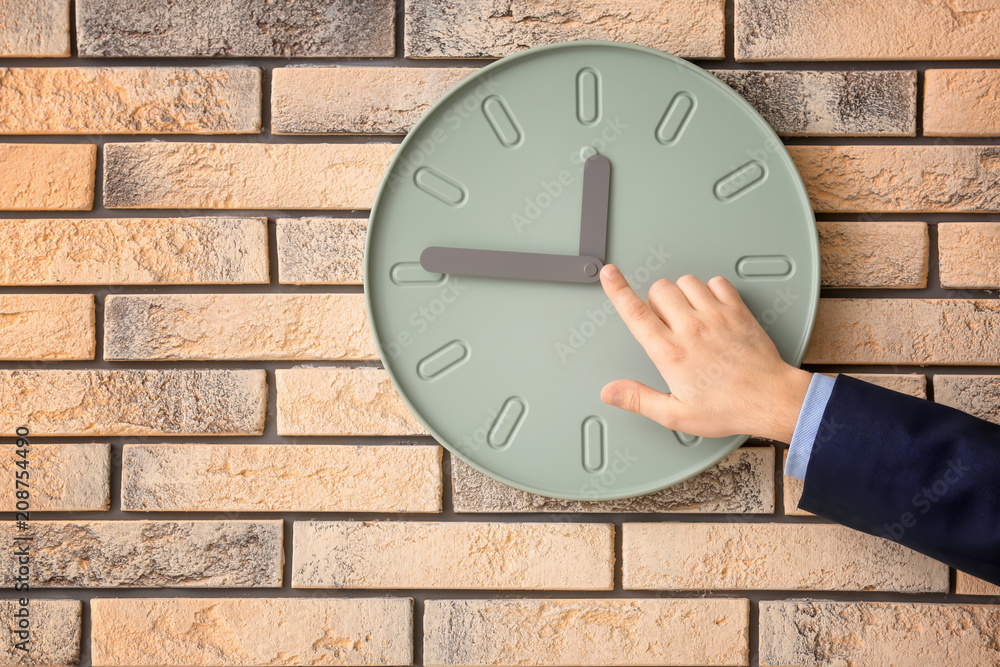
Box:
left=1, top=1, right=999, bottom=666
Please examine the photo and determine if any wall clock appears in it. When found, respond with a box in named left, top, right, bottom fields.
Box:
left=364, top=40, right=819, bottom=501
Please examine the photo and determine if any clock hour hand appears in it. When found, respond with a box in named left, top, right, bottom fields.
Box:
left=420, top=246, right=603, bottom=283
left=579, top=154, right=611, bottom=261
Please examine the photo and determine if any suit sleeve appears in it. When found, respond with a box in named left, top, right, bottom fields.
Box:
left=798, top=373, right=1000, bottom=586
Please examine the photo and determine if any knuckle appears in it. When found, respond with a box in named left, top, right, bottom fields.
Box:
left=624, top=298, right=652, bottom=321
left=676, top=273, right=698, bottom=286
left=620, top=388, right=643, bottom=414
left=648, top=278, right=672, bottom=297
left=684, top=316, right=711, bottom=337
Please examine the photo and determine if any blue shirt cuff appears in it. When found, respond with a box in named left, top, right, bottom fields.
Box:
left=783, top=372, right=837, bottom=481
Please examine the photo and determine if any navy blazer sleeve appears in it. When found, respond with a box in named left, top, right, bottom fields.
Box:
left=798, top=374, right=1000, bottom=586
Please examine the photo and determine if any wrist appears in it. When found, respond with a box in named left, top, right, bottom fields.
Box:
left=764, top=366, right=813, bottom=443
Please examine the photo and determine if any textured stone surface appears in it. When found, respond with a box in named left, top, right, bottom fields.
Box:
left=817, top=221, right=927, bottom=288
left=91, top=597, right=412, bottom=666
left=77, top=0, right=395, bottom=57
left=0, top=294, right=95, bottom=360
left=957, top=572, right=1000, bottom=596
left=0, top=443, right=109, bottom=511
left=0, top=369, right=266, bottom=436
left=0, top=68, right=260, bottom=134
left=938, top=222, right=1000, bottom=288
left=424, top=598, right=749, bottom=666
left=712, top=70, right=915, bottom=135
left=273, top=67, right=473, bottom=134
left=453, top=446, right=774, bottom=513
left=784, top=373, right=928, bottom=516
left=104, top=142, right=394, bottom=210
left=276, top=368, right=426, bottom=436
left=122, top=444, right=442, bottom=512
left=759, top=601, right=1000, bottom=667
left=105, top=293, right=377, bottom=360
left=933, top=375, right=1000, bottom=426
left=0, top=217, right=268, bottom=285
left=294, top=521, right=614, bottom=590
left=276, top=217, right=367, bottom=284
left=926, top=69, right=1000, bottom=136
left=736, top=0, right=1000, bottom=60
left=0, top=144, right=95, bottom=210
left=804, top=299, right=1000, bottom=365
left=788, top=146, right=1000, bottom=212
left=405, top=0, right=725, bottom=58
left=0, top=0, right=69, bottom=56
left=0, top=521, right=282, bottom=588
left=623, top=523, right=946, bottom=592
left=0, top=599, right=80, bottom=666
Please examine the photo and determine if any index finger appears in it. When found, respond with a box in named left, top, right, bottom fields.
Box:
left=600, top=264, right=670, bottom=347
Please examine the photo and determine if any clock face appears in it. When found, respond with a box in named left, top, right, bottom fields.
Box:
left=365, top=41, right=818, bottom=501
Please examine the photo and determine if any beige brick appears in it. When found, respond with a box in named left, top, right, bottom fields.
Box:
left=804, top=299, right=1000, bottom=365
left=453, top=446, right=774, bottom=513
left=105, top=293, right=376, bottom=360
left=0, top=294, right=94, bottom=360
left=0, top=217, right=268, bottom=285
left=759, top=600, right=1000, bottom=667
left=0, top=369, right=266, bottom=436
left=925, top=69, right=1000, bottom=136
left=78, top=0, right=394, bottom=57
left=623, top=523, right=946, bottom=592
left=276, top=368, right=425, bottom=436
left=939, top=222, right=1000, bottom=288
left=294, top=521, right=613, bottom=590
left=424, top=598, right=749, bottom=666
left=736, top=0, right=1000, bottom=60
left=273, top=67, right=474, bottom=134
left=711, top=70, right=915, bottom=136
left=103, top=143, right=394, bottom=210
left=0, top=0, right=69, bottom=56
left=0, top=68, right=260, bottom=134
left=91, top=597, right=412, bottom=667
left=121, top=444, right=442, bottom=512
left=788, top=146, right=1000, bottom=213
left=818, top=221, right=927, bottom=288
left=784, top=374, right=927, bottom=516
left=0, top=443, right=109, bottom=511
left=0, top=599, right=80, bottom=666
left=957, top=572, right=1000, bottom=596
left=277, top=217, right=366, bottom=284
left=933, top=375, right=1000, bottom=425
left=0, top=520, right=281, bottom=588
left=406, top=0, right=725, bottom=59
left=0, top=144, right=95, bottom=210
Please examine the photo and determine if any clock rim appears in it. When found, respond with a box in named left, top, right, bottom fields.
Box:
left=363, top=38, right=820, bottom=501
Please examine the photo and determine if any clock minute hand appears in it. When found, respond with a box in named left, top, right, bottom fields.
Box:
left=420, top=246, right=603, bottom=283
left=579, top=154, right=611, bottom=261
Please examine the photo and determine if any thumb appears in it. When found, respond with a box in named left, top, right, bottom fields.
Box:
left=601, top=379, right=681, bottom=428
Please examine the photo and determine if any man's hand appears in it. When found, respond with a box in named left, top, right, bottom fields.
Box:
left=599, top=264, right=812, bottom=443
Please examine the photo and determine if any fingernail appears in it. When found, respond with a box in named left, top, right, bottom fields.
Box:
left=605, top=387, right=621, bottom=407
left=602, top=264, right=620, bottom=279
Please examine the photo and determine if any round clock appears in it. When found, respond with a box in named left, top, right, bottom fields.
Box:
left=364, top=40, right=819, bottom=501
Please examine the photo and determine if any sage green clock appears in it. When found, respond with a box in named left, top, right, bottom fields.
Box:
left=364, top=40, right=819, bottom=501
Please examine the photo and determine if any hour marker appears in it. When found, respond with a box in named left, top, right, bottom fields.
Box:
left=417, top=340, right=470, bottom=381
left=414, top=166, right=468, bottom=207
left=714, top=160, right=767, bottom=202
left=487, top=396, right=527, bottom=450
left=581, top=416, right=607, bottom=473
left=736, top=255, right=794, bottom=279
left=655, top=91, right=696, bottom=145
left=673, top=430, right=702, bottom=447
left=576, top=68, right=601, bottom=126
left=390, top=262, right=446, bottom=286
left=482, top=95, right=523, bottom=148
